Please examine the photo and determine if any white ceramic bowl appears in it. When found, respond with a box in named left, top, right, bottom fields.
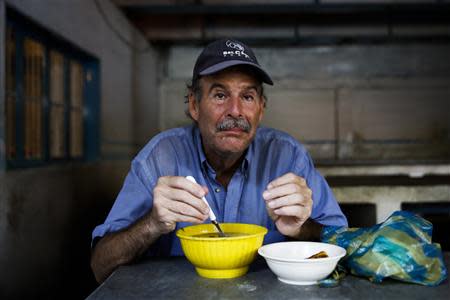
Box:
left=258, top=241, right=346, bottom=285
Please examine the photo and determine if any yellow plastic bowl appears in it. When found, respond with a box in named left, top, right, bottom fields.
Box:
left=176, top=223, right=268, bottom=279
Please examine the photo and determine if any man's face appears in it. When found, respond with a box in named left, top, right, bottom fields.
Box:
left=189, top=68, right=265, bottom=158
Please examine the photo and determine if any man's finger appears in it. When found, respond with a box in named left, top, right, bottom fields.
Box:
left=263, top=183, right=304, bottom=201
left=165, top=200, right=209, bottom=221
left=273, top=205, right=311, bottom=219
left=265, top=203, right=280, bottom=222
left=158, top=176, right=207, bottom=199
left=161, top=187, right=209, bottom=215
left=162, top=208, right=207, bottom=224
left=267, top=172, right=306, bottom=189
left=266, top=193, right=307, bottom=209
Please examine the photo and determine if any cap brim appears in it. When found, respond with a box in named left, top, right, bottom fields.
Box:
left=199, top=60, right=274, bottom=85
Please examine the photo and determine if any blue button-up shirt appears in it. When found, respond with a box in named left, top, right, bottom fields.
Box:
left=92, top=125, right=347, bottom=256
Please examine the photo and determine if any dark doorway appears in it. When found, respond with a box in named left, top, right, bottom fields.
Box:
left=401, top=202, right=450, bottom=251
left=340, top=203, right=377, bottom=228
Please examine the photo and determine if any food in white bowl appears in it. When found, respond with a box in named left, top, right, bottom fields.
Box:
left=258, top=241, right=346, bottom=285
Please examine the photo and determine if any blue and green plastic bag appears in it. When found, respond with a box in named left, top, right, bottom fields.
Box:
left=321, top=210, right=447, bottom=286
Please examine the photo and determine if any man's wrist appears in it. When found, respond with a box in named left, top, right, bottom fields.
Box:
left=292, top=219, right=323, bottom=241
left=138, top=213, right=163, bottom=243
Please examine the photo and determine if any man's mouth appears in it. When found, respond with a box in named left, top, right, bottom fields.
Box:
left=225, top=127, right=245, bottom=132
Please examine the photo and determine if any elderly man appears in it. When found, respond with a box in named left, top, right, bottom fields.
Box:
left=91, top=38, right=347, bottom=283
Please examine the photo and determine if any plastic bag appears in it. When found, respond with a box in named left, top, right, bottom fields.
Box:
left=321, top=210, right=447, bottom=286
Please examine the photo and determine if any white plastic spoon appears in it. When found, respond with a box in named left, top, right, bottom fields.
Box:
left=186, top=176, right=226, bottom=237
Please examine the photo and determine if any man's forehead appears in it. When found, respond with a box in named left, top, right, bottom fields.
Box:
left=200, top=68, right=262, bottom=89
left=207, top=82, right=259, bottom=92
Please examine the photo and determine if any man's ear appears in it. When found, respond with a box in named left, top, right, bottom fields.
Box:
left=188, top=92, right=199, bottom=121
left=258, top=97, right=266, bottom=123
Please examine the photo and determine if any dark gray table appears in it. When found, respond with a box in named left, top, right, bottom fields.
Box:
left=87, top=253, right=449, bottom=299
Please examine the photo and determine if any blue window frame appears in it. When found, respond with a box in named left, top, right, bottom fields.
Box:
left=4, top=8, right=100, bottom=169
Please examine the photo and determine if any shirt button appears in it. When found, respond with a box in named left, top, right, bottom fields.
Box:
left=215, top=188, right=221, bottom=193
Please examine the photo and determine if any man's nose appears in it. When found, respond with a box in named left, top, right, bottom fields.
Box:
left=226, top=95, right=243, bottom=117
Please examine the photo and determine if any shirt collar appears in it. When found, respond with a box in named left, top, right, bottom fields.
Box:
left=193, top=125, right=251, bottom=178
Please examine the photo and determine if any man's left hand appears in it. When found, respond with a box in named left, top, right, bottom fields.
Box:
left=263, top=172, right=313, bottom=238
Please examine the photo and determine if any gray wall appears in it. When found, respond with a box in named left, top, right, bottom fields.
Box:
left=0, top=0, right=159, bottom=298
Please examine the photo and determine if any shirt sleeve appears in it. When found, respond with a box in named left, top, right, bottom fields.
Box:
left=91, top=158, right=154, bottom=244
left=295, top=151, right=348, bottom=227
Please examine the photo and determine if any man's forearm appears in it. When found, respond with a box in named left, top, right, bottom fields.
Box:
left=90, top=214, right=161, bottom=283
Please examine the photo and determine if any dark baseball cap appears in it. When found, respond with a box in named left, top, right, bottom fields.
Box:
left=192, top=38, right=273, bottom=85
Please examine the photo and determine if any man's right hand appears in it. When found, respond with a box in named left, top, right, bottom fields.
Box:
left=91, top=176, right=210, bottom=283
left=149, top=176, right=210, bottom=234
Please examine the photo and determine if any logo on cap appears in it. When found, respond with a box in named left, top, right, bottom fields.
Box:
left=226, top=40, right=245, bottom=51
left=223, top=40, right=251, bottom=60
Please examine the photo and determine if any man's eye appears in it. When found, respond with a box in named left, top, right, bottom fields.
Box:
left=214, top=93, right=226, bottom=100
left=243, top=95, right=255, bottom=101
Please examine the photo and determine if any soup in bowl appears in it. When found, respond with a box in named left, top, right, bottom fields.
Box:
left=176, top=223, right=268, bottom=279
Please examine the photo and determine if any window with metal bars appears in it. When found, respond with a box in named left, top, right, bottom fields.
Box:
left=4, top=9, right=99, bottom=168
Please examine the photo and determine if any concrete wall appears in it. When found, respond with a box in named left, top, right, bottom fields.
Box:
left=331, top=184, right=450, bottom=224
left=161, top=44, right=450, bottom=161
left=0, top=0, right=158, bottom=298
left=0, top=163, right=129, bottom=298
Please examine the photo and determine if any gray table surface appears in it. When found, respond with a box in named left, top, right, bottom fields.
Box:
left=87, top=253, right=449, bottom=300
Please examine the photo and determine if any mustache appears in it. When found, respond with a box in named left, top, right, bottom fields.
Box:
left=216, top=117, right=251, bottom=133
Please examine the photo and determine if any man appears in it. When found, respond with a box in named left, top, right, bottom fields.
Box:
left=91, top=38, right=347, bottom=283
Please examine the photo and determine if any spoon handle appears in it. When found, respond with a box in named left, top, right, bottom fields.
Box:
left=185, top=176, right=217, bottom=221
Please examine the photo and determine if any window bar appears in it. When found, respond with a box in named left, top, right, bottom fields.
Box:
left=64, top=56, right=71, bottom=159
left=70, top=60, right=84, bottom=158
left=24, top=38, right=31, bottom=159
left=30, top=38, right=37, bottom=159
left=14, top=28, right=25, bottom=162
left=34, top=40, right=41, bottom=159
left=24, top=38, right=44, bottom=160
left=30, top=38, right=34, bottom=159
left=43, top=46, right=50, bottom=162
left=36, top=41, right=44, bottom=159
left=5, top=25, right=16, bottom=159
left=30, top=39, right=36, bottom=159
left=49, top=50, right=66, bottom=159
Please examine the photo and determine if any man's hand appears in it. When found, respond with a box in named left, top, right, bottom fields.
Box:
left=263, top=172, right=313, bottom=239
left=149, top=176, right=210, bottom=234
